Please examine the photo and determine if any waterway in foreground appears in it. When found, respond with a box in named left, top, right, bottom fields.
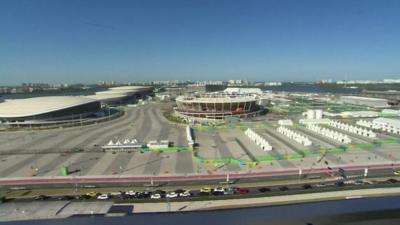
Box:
left=2, top=196, right=400, bottom=225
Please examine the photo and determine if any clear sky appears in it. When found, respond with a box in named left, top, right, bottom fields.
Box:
left=1, top=0, right=400, bottom=85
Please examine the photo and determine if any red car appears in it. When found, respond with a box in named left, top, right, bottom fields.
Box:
left=236, top=188, right=250, bottom=194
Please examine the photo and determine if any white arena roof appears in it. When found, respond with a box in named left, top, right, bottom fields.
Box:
left=224, top=88, right=263, bottom=95
left=0, top=96, right=98, bottom=118
left=109, top=86, right=151, bottom=91
left=87, top=93, right=128, bottom=101
left=95, top=90, right=137, bottom=95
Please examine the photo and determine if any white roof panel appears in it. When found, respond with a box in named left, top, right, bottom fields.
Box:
left=109, top=86, right=151, bottom=91
left=0, top=96, right=98, bottom=118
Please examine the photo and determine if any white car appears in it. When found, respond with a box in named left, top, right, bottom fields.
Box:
left=109, top=191, right=122, bottom=196
left=315, top=183, right=326, bottom=188
left=97, top=194, right=109, bottom=200
left=127, top=190, right=136, bottom=196
left=166, top=192, right=178, bottom=198
left=151, top=193, right=161, bottom=199
left=214, top=187, right=224, bottom=193
left=179, top=190, right=191, bottom=197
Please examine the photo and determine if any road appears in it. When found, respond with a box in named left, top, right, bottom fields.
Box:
left=0, top=161, right=399, bottom=189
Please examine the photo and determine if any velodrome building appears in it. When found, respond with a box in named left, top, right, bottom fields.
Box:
left=0, top=86, right=154, bottom=127
left=0, top=96, right=101, bottom=125
left=88, top=86, right=153, bottom=106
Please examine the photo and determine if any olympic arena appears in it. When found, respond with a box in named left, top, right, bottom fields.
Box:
left=0, top=96, right=102, bottom=125
left=175, top=94, right=263, bottom=121
left=0, top=86, right=153, bottom=128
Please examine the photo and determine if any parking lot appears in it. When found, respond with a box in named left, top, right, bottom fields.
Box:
left=0, top=103, right=400, bottom=178
left=0, top=103, right=186, bottom=154
left=0, top=103, right=194, bottom=177
left=193, top=121, right=400, bottom=174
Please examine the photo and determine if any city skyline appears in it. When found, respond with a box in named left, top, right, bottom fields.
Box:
left=2, top=0, right=400, bottom=85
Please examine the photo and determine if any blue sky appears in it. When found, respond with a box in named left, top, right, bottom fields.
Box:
left=1, top=0, right=400, bottom=85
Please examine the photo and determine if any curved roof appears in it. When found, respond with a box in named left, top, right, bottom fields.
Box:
left=0, top=96, right=98, bottom=118
left=176, top=95, right=256, bottom=104
left=95, top=90, right=138, bottom=95
left=109, top=86, right=152, bottom=91
left=87, top=93, right=128, bottom=101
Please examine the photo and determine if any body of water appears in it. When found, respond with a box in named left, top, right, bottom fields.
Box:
left=3, top=196, right=400, bottom=225
left=262, top=83, right=361, bottom=94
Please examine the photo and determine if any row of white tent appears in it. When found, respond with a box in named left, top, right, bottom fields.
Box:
left=186, top=125, right=194, bottom=147
left=329, top=120, right=376, bottom=138
left=277, top=126, right=312, bottom=146
left=356, top=120, right=373, bottom=128
left=306, top=124, right=352, bottom=144
left=357, top=118, right=400, bottom=135
left=103, top=138, right=143, bottom=149
left=244, top=128, right=272, bottom=151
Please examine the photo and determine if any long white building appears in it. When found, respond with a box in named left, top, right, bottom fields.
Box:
left=339, top=96, right=388, bottom=108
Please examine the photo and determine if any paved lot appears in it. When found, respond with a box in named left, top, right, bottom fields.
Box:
left=0, top=201, right=68, bottom=221
left=0, top=104, right=194, bottom=177
left=0, top=201, right=114, bottom=221
left=0, top=103, right=186, bottom=154
left=0, top=106, right=400, bottom=178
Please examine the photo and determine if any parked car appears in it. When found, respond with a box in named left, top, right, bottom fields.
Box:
left=0, top=196, right=7, bottom=203
left=175, top=189, right=185, bottom=194
left=279, top=186, right=289, bottom=191
left=236, top=188, right=250, bottom=194
left=335, top=181, right=345, bottom=187
left=302, top=184, right=312, bottom=189
left=387, top=178, right=398, bottom=184
left=212, top=187, right=225, bottom=195
left=223, top=187, right=235, bottom=195
left=354, top=180, right=364, bottom=185
left=97, top=194, right=109, bottom=200
left=166, top=192, right=178, bottom=198
left=214, top=187, right=224, bottom=193
left=258, top=187, right=271, bottom=192
left=118, top=193, right=130, bottom=199
left=179, top=190, right=191, bottom=197
left=85, top=192, right=99, bottom=197
left=109, top=191, right=123, bottom=196
left=200, top=187, right=212, bottom=193
left=362, top=180, right=374, bottom=185
left=151, top=193, right=161, bottom=199
left=127, top=190, right=137, bottom=197
left=141, top=191, right=152, bottom=198
left=315, top=183, right=327, bottom=188
left=57, top=195, right=73, bottom=200
left=34, top=195, right=50, bottom=201
left=154, top=190, right=166, bottom=197
left=75, top=194, right=90, bottom=200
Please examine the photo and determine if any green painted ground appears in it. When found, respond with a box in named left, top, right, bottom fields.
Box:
left=190, top=138, right=400, bottom=166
